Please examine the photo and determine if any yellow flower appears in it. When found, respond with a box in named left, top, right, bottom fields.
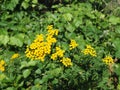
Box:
left=102, top=56, right=114, bottom=65
left=69, top=39, right=78, bottom=50
left=34, top=34, right=44, bottom=43
left=51, top=53, right=58, bottom=60
left=46, top=36, right=57, bottom=45
left=11, top=53, right=19, bottom=59
left=47, top=29, right=59, bottom=37
left=82, top=45, right=96, bottom=57
left=0, top=60, right=5, bottom=72
left=25, top=25, right=59, bottom=62
left=47, top=25, right=53, bottom=30
left=60, top=57, right=72, bottom=67
left=0, top=60, right=5, bottom=65
left=51, top=47, right=65, bottom=60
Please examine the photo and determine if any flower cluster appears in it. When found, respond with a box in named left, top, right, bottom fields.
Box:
left=0, top=60, right=5, bottom=72
left=11, top=53, right=19, bottom=59
left=69, top=39, right=78, bottom=50
left=82, top=45, right=97, bottom=57
left=25, top=25, right=58, bottom=61
left=25, top=25, right=73, bottom=67
left=51, top=47, right=65, bottom=60
left=102, top=56, right=114, bottom=65
left=60, top=57, right=72, bottom=67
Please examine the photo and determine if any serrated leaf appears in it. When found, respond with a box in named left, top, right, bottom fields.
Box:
left=109, top=16, right=120, bottom=25
left=114, top=64, right=120, bottom=76
left=6, top=87, right=15, bottom=90
left=63, top=13, right=73, bottom=21
left=28, top=60, right=36, bottom=66
left=61, top=42, right=69, bottom=50
left=74, top=18, right=83, bottom=27
left=46, top=68, right=62, bottom=77
left=9, top=36, right=23, bottom=47
left=65, top=32, right=76, bottom=39
left=6, top=0, right=19, bottom=11
left=15, top=33, right=25, bottom=41
left=0, top=74, right=6, bottom=81
left=113, top=38, right=120, bottom=50
left=20, top=61, right=28, bottom=69
left=115, top=50, right=120, bottom=58
left=74, top=55, right=80, bottom=60
left=0, top=35, right=9, bottom=45
left=23, top=69, right=31, bottom=78
left=22, top=1, right=29, bottom=9
left=32, top=0, right=38, bottom=4
left=52, top=78, right=58, bottom=84
left=115, top=26, right=120, bottom=34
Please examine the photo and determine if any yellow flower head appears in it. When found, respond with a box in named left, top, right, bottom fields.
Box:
left=11, top=53, right=19, bottom=59
left=0, top=60, right=5, bottom=72
left=69, top=39, right=78, bottom=50
left=51, top=47, right=65, bottom=60
left=34, top=34, right=44, bottom=43
left=47, top=29, right=59, bottom=37
left=102, top=56, right=114, bottom=65
left=46, top=36, right=57, bottom=45
left=60, top=57, right=72, bottom=67
left=25, top=42, right=48, bottom=61
left=25, top=25, right=59, bottom=62
left=51, top=53, right=58, bottom=60
left=47, top=25, right=53, bottom=30
left=82, top=45, right=97, bottom=57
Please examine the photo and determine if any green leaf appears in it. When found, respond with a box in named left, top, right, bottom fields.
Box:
left=6, top=0, right=19, bottom=11
left=65, top=32, right=76, bottom=39
left=34, top=78, right=41, bottom=84
left=61, top=42, right=69, bottom=51
left=74, top=18, right=83, bottom=27
left=76, top=35, right=86, bottom=49
left=6, top=87, right=15, bottom=90
left=0, top=35, right=9, bottom=45
left=109, top=16, right=120, bottom=25
left=0, top=74, right=6, bottom=81
left=32, top=0, right=38, bottom=4
left=9, top=36, right=23, bottom=47
left=46, top=68, right=62, bottom=77
left=115, top=50, right=120, bottom=58
left=14, top=33, right=25, bottom=41
left=23, top=69, right=31, bottom=78
left=35, top=69, right=41, bottom=74
left=74, top=55, right=80, bottom=60
left=25, top=0, right=30, bottom=2
left=22, top=1, right=29, bottom=9
left=114, top=64, right=120, bottom=76
left=20, top=61, right=28, bottom=69
left=63, top=13, right=73, bottom=21
left=9, top=34, right=25, bottom=47
left=113, top=38, right=120, bottom=49
left=115, top=26, right=120, bottom=34
left=28, top=60, right=36, bottom=67
left=66, top=25, right=76, bottom=32
left=52, top=78, right=58, bottom=84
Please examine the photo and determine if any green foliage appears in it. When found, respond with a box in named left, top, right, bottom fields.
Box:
left=0, top=0, right=120, bottom=90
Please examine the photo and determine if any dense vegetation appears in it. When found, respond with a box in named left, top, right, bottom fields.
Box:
left=0, top=0, right=120, bottom=89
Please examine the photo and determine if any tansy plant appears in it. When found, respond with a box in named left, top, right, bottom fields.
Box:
left=0, top=25, right=118, bottom=90
left=24, top=25, right=82, bottom=67
left=25, top=25, right=74, bottom=67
